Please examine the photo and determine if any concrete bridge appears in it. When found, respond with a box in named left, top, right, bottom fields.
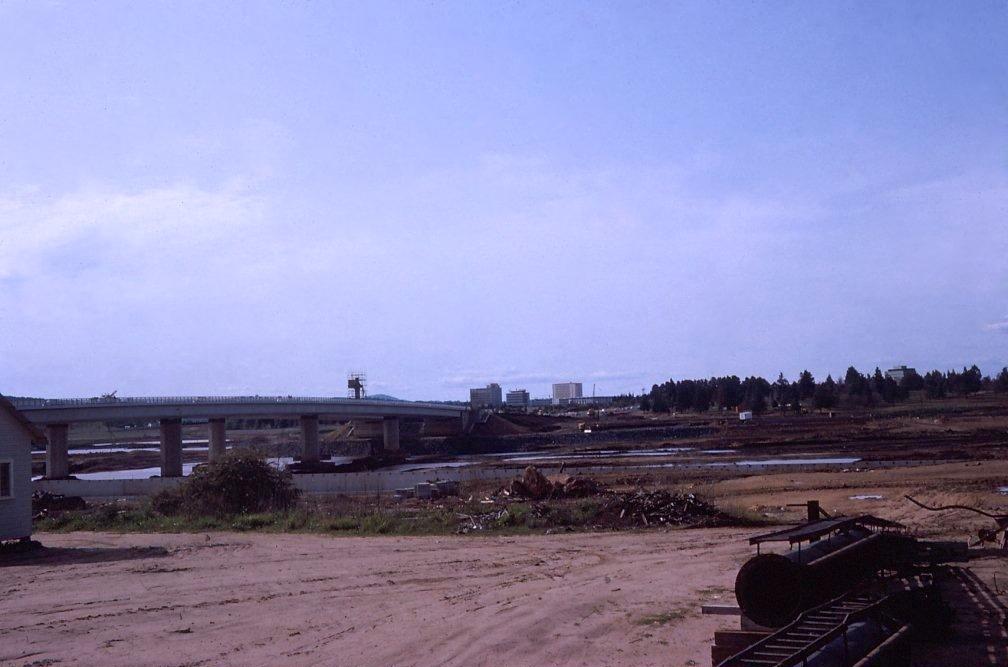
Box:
left=12, top=396, right=470, bottom=479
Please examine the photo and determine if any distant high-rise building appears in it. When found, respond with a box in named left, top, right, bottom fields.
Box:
left=469, top=383, right=503, bottom=408
left=885, top=366, right=916, bottom=383
left=552, top=382, right=583, bottom=404
left=506, top=389, right=530, bottom=408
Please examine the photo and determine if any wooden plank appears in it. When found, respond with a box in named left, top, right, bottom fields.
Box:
left=702, top=604, right=742, bottom=616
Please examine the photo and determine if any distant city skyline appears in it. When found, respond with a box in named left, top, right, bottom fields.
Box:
left=1, top=3, right=1005, bottom=401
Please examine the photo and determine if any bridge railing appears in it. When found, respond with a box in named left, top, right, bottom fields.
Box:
left=11, top=396, right=467, bottom=411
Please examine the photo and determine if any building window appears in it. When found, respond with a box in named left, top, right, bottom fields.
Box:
left=0, top=460, right=11, bottom=498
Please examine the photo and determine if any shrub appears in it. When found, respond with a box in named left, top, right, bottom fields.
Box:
left=152, top=450, right=300, bottom=517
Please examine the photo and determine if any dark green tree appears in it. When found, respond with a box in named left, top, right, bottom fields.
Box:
left=813, top=375, right=838, bottom=409
left=995, top=367, right=1008, bottom=393
left=900, top=369, right=924, bottom=392
left=963, top=365, right=984, bottom=394
left=844, top=366, right=866, bottom=396
left=923, top=370, right=946, bottom=399
left=798, top=370, right=816, bottom=400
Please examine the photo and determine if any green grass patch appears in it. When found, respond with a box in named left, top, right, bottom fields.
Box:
left=35, top=481, right=769, bottom=538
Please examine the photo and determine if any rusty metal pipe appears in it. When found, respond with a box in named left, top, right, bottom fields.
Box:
left=735, top=529, right=900, bottom=627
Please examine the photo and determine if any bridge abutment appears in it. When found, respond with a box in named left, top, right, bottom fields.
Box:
left=382, top=417, right=400, bottom=451
left=208, top=418, right=227, bottom=462
left=160, top=418, right=183, bottom=477
left=300, top=415, right=320, bottom=462
left=45, top=423, right=70, bottom=479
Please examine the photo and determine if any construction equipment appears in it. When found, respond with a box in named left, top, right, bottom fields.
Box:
left=905, top=494, right=1008, bottom=549
left=719, top=575, right=938, bottom=667
left=347, top=371, right=366, bottom=399
left=713, top=500, right=960, bottom=667
left=736, top=512, right=913, bottom=628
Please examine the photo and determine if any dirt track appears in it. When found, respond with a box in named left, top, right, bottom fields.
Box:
left=8, top=455, right=1008, bottom=666
left=2, top=529, right=752, bottom=667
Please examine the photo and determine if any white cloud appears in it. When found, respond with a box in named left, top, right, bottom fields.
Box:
left=2, top=156, right=1006, bottom=398
left=0, top=180, right=266, bottom=281
left=985, top=319, right=1008, bottom=333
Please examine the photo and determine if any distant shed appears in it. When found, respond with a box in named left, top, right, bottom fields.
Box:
left=0, top=395, right=43, bottom=542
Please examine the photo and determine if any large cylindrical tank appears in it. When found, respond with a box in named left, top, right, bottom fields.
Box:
left=735, top=528, right=908, bottom=627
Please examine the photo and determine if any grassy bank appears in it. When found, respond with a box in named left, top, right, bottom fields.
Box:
left=36, top=497, right=614, bottom=536
left=36, top=493, right=764, bottom=537
left=35, top=454, right=767, bottom=537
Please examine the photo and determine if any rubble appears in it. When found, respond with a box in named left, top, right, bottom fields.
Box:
left=456, top=503, right=553, bottom=534
left=393, top=479, right=462, bottom=501
left=457, top=467, right=731, bottom=532
left=597, top=490, right=731, bottom=528
left=509, top=466, right=556, bottom=499
left=31, top=490, right=86, bottom=519
left=560, top=475, right=605, bottom=497
left=507, top=466, right=607, bottom=500
left=392, top=467, right=730, bottom=533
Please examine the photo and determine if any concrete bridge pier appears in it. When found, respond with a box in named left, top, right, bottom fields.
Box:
left=300, top=415, right=320, bottom=462
left=382, top=417, right=400, bottom=451
left=45, top=423, right=70, bottom=479
left=160, top=418, right=183, bottom=477
left=208, top=418, right=227, bottom=462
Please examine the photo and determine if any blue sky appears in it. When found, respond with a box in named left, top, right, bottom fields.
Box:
left=1, top=2, right=1005, bottom=400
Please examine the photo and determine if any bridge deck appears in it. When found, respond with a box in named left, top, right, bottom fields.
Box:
left=12, top=396, right=468, bottom=424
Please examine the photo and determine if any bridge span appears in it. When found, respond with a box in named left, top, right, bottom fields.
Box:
left=12, top=396, right=470, bottom=479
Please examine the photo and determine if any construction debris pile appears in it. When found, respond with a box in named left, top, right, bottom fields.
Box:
left=393, top=479, right=461, bottom=500
left=507, top=466, right=605, bottom=500
left=597, top=489, right=731, bottom=528
left=451, top=466, right=732, bottom=533
left=456, top=504, right=552, bottom=534
left=31, top=490, right=86, bottom=520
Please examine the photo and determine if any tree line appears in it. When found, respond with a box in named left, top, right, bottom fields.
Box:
left=639, top=365, right=1008, bottom=414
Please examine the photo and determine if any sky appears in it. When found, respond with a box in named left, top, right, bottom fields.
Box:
left=1, top=2, right=1006, bottom=400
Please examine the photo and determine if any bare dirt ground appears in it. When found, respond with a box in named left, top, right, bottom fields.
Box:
left=696, top=459, right=1008, bottom=540
left=11, top=397, right=1008, bottom=666
left=8, top=459, right=1008, bottom=666
left=2, top=529, right=753, bottom=667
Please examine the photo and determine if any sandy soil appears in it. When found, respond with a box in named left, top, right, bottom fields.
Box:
left=698, top=460, right=1008, bottom=542
left=1, top=529, right=753, bottom=667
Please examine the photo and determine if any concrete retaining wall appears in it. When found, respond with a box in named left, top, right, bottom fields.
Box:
left=32, top=459, right=937, bottom=498
left=35, top=476, right=185, bottom=497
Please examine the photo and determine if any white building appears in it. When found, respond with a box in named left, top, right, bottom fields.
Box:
left=0, top=396, right=41, bottom=542
left=552, top=382, right=583, bottom=405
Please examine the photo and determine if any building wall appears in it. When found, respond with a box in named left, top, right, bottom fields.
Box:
left=552, top=382, right=583, bottom=402
left=34, top=458, right=928, bottom=498
left=566, top=396, right=614, bottom=407
left=506, top=390, right=529, bottom=407
left=0, top=410, right=32, bottom=541
left=470, top=384, right=503, bottom=408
